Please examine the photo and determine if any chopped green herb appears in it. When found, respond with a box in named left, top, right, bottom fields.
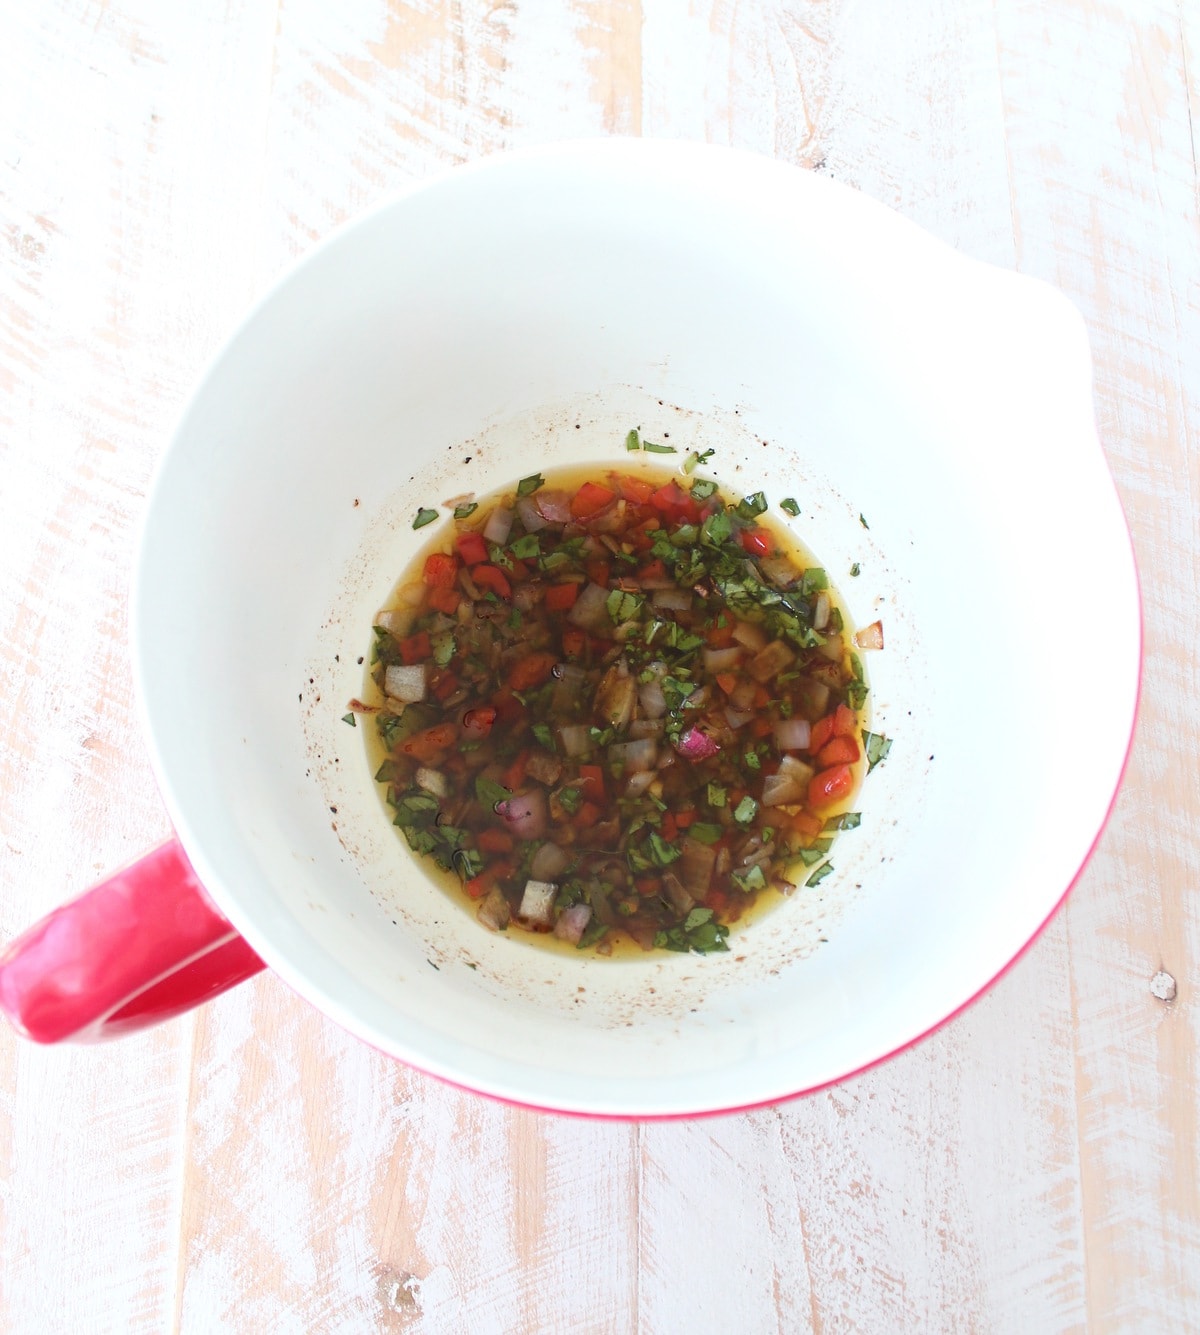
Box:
left=700, top=508, right=732, bottom=547
left=733, top=795, right=759, bottom=826
left=532, top=723, right=555, bottom=750
left=706, top=782, right=727, bottom=809
left=800, top=567, right=828, bottom=596
left=432, top=633, right=456, bottom=667
left=341, top=713, right=356, bottom=727
left=690, top=478, right=718, bottom=501
left=850, top=562, right=861, bottom=577
left=509, top=534, right=540, bottom=559
left=687, top=822, right=723, bottom=844
left=642, top=441, right=677, bottom=454
left=412, top=507, right=438, bottom=530
left=862, top=730, right=893, bottom=773
left=684, top=448, right=715, bottom=474
left=654, top=906, right=730, bottom=954
left=558, top=787, right=583, bottom=815
left=453, top=501, right=478, bottom=520
left=806, top=861, right=835, bottom=887
left=732, top=864, right=767, bottom=893
left=647, top=832, right=682, bottom=867
left=743, top=749, right=761, bottom=771
left=780, top=497, right=800, bottom=517
left=475, top=775, right=511, bottom=810
left=606, top=589, right=644, bottom=624
left=517, top=473, right=545, bottom=497
left=625, top=429, right=641, bottom=452
left=734, top=491, right=768, bottom=521
left=577, top=918, right=610, bottom=949
left=823, top=811, right=862, bottom=832
left=859, top=513, right=870, bottom=529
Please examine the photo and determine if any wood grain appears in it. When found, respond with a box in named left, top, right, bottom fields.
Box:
left=1, top=2, right=1196, bottom=1331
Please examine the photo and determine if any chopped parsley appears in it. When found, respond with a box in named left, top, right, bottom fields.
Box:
left=412, top=507, right=438, bottom=529
left=453, top=501, right=478, bottom=519
left=517, top=473, right=545, bottom=496
left=780, top=497, right=800, bottom=517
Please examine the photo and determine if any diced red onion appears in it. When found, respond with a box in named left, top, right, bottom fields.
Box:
left=553, top=902, right=592, bottom=945
left=558, top=724, right=592, bottom=758
left=732, top=620, right=767, bottom=651
left=415, top=767, right=447, bottom=797
left=608, top=738, right=657, bottom=773
left=724, top=708, right=754, bottom=730
left=530, top=842, right=570, bottom=881
left=813, top=592, right=831, bottom=631
left=638, top=679, right=667, bottom=719
left=855, top=620, right=885, bottom=650
left=482, top=506, right=513, bottom=545
left=675, top=727, right=720, bottom=761
left=651, top=587, right=692, bottom=612
left=567, top=581, right=611, bottom=630
left=497, top=789, right=548, bottom=841
left=779, top=754, right=815, bottom=783
left=773, top=717, right=812, bottom=752
left=535, top=490, right=572, bottom=523
left=517, top=879, right=558, bottom=927
left=702, top=646, right=743, bottom=673
left=384, top=663, right=427, bottom=703
left=586, top=500, right=626, bottom=533
left=516, top=496, right=550, bottom=532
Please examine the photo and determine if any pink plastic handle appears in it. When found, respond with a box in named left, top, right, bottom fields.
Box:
left=0, top=839, right=265, bottom=1043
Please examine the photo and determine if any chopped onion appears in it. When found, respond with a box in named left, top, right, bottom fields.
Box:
left=415, top=767, right=447, bottom=797
left=748, top=640, right=796, bottom=683
left=608, top=738, right=657, bottom=772
left=625, top=770, right=656, bottom=797
left=773, top=717, right=812, bottom=752
left=482, top=506, right=513, bottom=545
left=477, top=887, right=511, bottom=932
left=702, top=646, right=743, bottom=673
left=526, top=751, right=563, bottom=786
left=651, top=587, right=692, bottom=612
left=813, top=592, right=831, bottom=630
left=384, top=663, right=427, bottom=703
left=675, top=727, right=720, bottom=761
left=779, top=754, right=816, bottom=783
left=551, top=663, right=588, bottom=713
left=679, top=839, right=716, bottom=897
left=724, top=708, right=755, bottom=730
left=535, top=490, right=572, bottom=523
left=662, top=873, right=695, bottom=916
left=374, top=608, right=406, bottom=632
left=731, top=679, right=757, bottom=710
left=530, top=842, right=570, bottom=881
left=567, top=581, right=610, bottom=630
left=732, top=620, right=767, bottom=651
left=517, top=879, right=558, bottom=927
left=818, top=632, right=844, bottom=663
left=629, top=718, right=664, bottom=740
left=394, top=582, right=426, bottom=609
left=553, top=902, right=592, bottom=945
left=497, top=789, right=548, bottom=841
left=855, top=620, right=885, bottom=650
left=762, top=755, right=815, bottom=807
left=458, top=567, right=481, bottom=600
left=516, top=496, right=550, bottom=532
left=558, top=724, right=592, bottom=758
left=638, top=678, right=667, bottom=719
left=513, top=581, right=543, bottom=613
left=595, top=661, right=636, bottom=729
left=760, top=556, right=799, bottom=589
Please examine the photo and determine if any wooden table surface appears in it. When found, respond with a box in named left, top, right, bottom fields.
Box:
left=2, top=3, right=1196, bottom=1331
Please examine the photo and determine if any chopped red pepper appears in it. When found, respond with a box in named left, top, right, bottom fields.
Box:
left=426, top=586, right=461, bottom=615
left=616, top=475, right=656, bottom=505
left=575, top=801, right=601, bottom=828
left=738, top=527, right=771, bottom=558
left=462, top=706, right=498, bottom=739
left=561, top=628, right=587, bottom=659
left=571, top=481, right=616, bottom=519
left=544, top=582, right=579, bottom=612
left=422, top=552, right=458, bottom=587
left=807, top=764, right=855, bottom=810
left=817, top=735, right=860, bottom=767
left=636, top=559, right=667, bottom=582
left=398, top=631, right=431, bottom=664
left=455, top=531, right=489, bottom=566
left=431, top=671, right=459, bottom=702
left=476, top=828, right=513, bottom=854
left=586, top=560, right=611, bottom=587
left=503, top=750, right=529, bottom=791
left=578, top=764, right=605, bottom=803
left=401, top=722, right=458, bottom=764
left=508, top=653, right=557, bottom=692
left=472, top=564, right=512, bottom=599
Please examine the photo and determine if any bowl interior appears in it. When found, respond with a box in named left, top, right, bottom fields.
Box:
left=134, top=142, right=1139, bottom=1115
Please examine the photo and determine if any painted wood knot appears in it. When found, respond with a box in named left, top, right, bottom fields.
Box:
left=377, top=1269, right=422, bottom=1314
left=1150, top=970, right=1177, bottom=1002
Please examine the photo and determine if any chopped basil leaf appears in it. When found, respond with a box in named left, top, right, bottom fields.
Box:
left=733, top=795, right=759, bottom=826
left=558, top=786, right=582, bottom=815
left=706, top=782, right=727, bottom=808
left=606, top=589, right=644, bottom=624
left=647, top=832, right=681, bottom=867
left=859, top=513, right=870, bottom=529
left=687, top=822, right=723, bottom=844
left=800, top=568, right=828, bottom=596
left=341, top=713, right=356, bottom=727
left=734, top=491, right=768, bottom=521
left=823, top=811, right=862, bottom=831
left=849, top=562, right=861, bottom=577
left=862, top=730, right=893, bottom=773
left=509, top=534, right=540, bottom=559
left=577, top=919, right=610, bottom=949
left=732, top=864, right=767, bottom=893
left=453, top=501, right=478, bottom=519
left=684, top=448, right=715, bottom=474
left=517, top=473, right=545, bottom=496
left=532, top=723, right=555, bottom=750
left=780, top=497, right=800, bottom=517
left=412, top=507, right=438, bottom=529
left=453, top=847, right=485, bottom=881
left=690, top=478, right=718, bottom=501
left=625, top=429, right=641, bottom=451
left=642, top=441, right=677, bottom=454
left=475, top=775, right=511, bottom=809
left=743, top=749, right=761, bottom=771
left=806, top=861, right=834, bottom=887
left=700, top=508, right=732, bottom=547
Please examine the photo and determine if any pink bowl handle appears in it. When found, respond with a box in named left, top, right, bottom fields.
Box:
left=0, top=839, right=265, bottom=1043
